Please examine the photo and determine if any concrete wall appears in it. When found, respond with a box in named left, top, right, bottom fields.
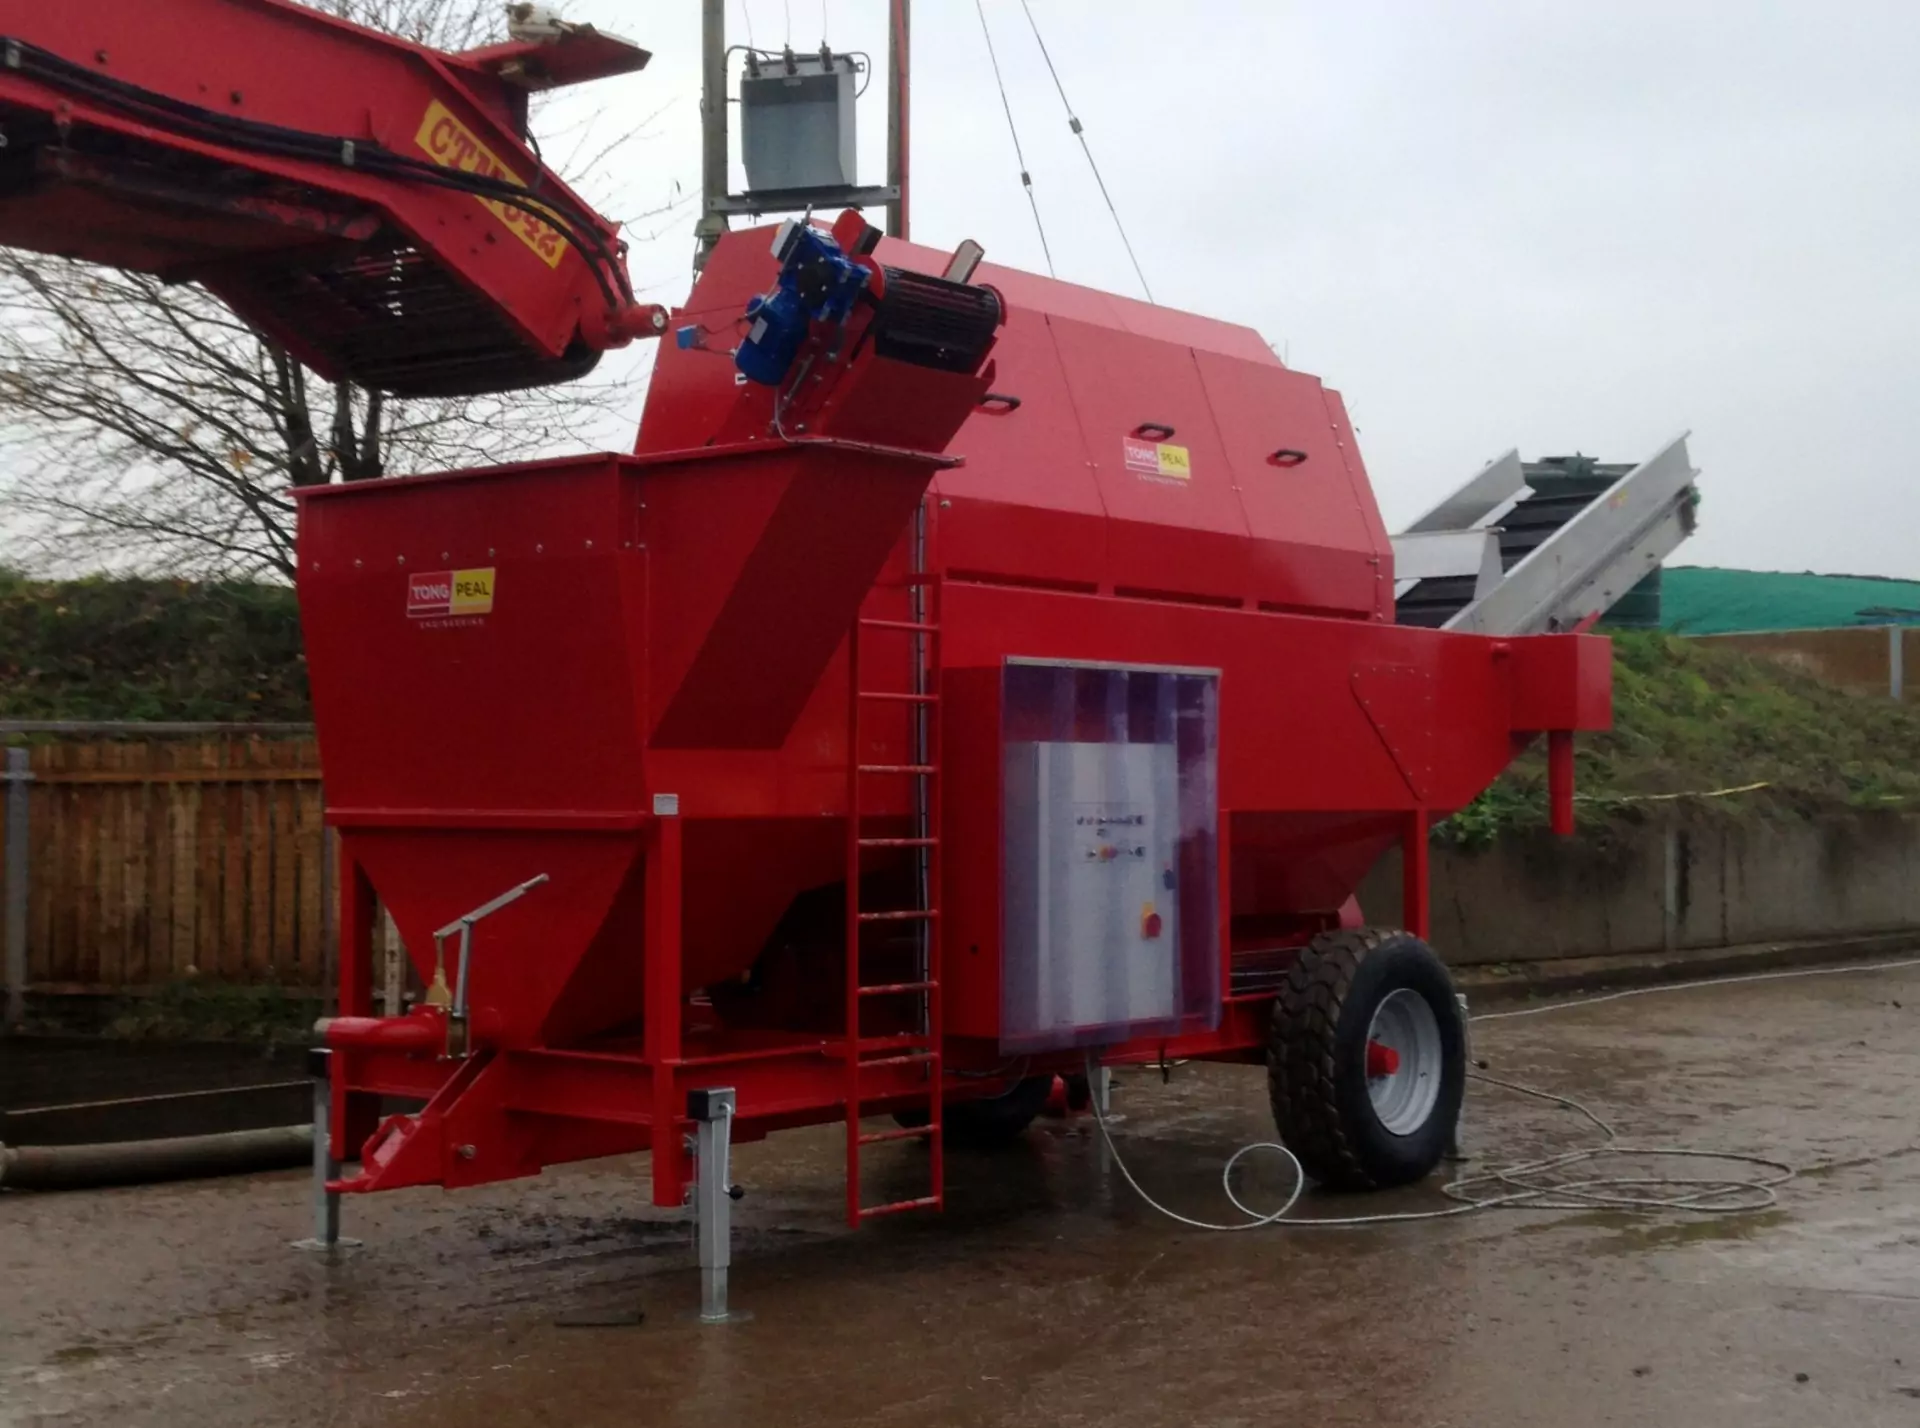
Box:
left=1691, top=626, right=1916, bottom=702
left=1357, top=813, right=1920, bottom=964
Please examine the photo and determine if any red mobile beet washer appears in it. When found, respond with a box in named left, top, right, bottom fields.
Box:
left=295, top=217, right=1607, bottom=1231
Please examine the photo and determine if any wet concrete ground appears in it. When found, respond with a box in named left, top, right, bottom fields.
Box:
left=6, top=962, right=1920, bottom=1427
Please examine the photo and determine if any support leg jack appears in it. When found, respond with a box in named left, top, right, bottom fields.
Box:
left=690, top=1087, right=746, bottom=1323
left=293, top=1049, right=359, bottom=1252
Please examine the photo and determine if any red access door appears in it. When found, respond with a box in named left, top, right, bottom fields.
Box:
left=1048, top=317, right=1252, bottom=606
left=931, top=305, right=1107, bottom=593
left=1193, top=351, right=1389, bottom=621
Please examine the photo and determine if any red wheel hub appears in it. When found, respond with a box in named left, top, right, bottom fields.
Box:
left=1365, top=1040, right=1401, bottom=1078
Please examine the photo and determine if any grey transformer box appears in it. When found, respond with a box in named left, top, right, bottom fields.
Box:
left=739, top=49, right=861, bottom=194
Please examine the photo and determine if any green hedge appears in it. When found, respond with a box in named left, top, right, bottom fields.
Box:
left=0, top=569, right=309, bottom=721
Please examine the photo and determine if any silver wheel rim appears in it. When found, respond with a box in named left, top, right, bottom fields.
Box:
left=1365, top=988, right=1443, bottom=1136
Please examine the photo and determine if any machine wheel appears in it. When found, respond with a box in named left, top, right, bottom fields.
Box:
left=896, top=1075, right=1054, bottom=1147
left=1267, top=927, right=1465, bottom=1191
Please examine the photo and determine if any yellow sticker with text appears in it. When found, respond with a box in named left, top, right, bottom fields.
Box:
left=414, top=99, right=565, bottom=268
left=1123, top=438, right=1193, bottom=481
left=449, top=567, right=495, bottom=615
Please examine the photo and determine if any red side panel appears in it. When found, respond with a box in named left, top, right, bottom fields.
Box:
left=345, top=828, right=643, bottom=1046
left=1229, top=812, right=1402, bottom=918
left=1194, top=352, right=1390, bottom=620
left=1508, top=634, right=1614, bottom=730
left=643, top=447, right=939, bottom=750
left=929, top=308, right=1107, bottom=592
left=1048, top=318, right=1252, bottom=605
left=633, top=231, right=784, bottom=455
left=297, top=458, right=645, bottom=822
left=940, top=583, right=1520, bottom=816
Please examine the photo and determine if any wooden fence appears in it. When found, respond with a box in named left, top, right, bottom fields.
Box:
left=1689, top=626, right=1917, bottom=702
left=2, top=735, right=332, bottom=995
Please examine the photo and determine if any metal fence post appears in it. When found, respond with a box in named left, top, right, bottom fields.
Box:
left=1891, top=625, right=1905, bottom=703
left=1662, top=825, right=1681, bottom=952
left=4, top=747, right=30, bottom=1032
left=381, top=908, right=404, bottom=1017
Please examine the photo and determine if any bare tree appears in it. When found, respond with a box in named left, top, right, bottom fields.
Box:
left=0, top=0, right=686, bottom=580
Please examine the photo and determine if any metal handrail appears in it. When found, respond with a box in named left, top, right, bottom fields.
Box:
left=430, top=874, right=550, bottom=1056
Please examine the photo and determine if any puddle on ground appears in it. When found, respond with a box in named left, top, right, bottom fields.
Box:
left=1571, top=1207, right=1792, bottom=1253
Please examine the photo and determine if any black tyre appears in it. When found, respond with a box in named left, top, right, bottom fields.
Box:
left=1267, top=927, right=1465, bottom=1191
left=896, top=1075, right=1053, bottom=1147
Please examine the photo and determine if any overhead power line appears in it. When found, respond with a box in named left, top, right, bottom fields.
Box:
left=1018, top=0, right=1155, bottom=304
left=974, top=0, right=1055, bottom=276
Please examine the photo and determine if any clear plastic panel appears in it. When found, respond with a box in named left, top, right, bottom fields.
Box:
left=1000, top=661, right=1220, bottom=1053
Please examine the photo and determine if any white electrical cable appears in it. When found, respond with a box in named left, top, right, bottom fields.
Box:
left=1089, top=954, right=1918, bottom=1232
left=1087, top=1090, right=1305, bottom=1232
left=1469, top=955, right=1920, bottom=1022
left=1088, top=1067, right=1790, bottom=1231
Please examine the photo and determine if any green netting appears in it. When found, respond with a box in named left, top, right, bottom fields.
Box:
left=1661, top=566, right=1920, bottom=635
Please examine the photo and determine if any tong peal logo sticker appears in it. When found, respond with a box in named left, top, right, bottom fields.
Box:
left=408, top=567, right=495, bottom=620
left=1123, top=438, right=1192, bottom=481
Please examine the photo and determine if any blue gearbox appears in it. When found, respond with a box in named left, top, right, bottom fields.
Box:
left=734, top=219, right=872, bottom=387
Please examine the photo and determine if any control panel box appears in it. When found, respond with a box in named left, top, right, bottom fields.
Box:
left=1004, top=739, right=1179, bottom=1044
left=996, top=661, right=1220, bottom=1053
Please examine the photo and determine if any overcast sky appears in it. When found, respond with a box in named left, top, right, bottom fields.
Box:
left=554, top=1, right=1917, bottom=576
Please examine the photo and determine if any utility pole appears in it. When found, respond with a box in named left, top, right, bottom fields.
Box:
left=694, top=0, right=729, bottom=270
left=886, top=0, right=910, bottom=239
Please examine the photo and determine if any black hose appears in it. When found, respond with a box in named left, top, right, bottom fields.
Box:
left=0, top=1125, right=311, bottom=1191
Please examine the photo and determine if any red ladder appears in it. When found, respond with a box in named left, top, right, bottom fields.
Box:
left=841, top=525, right=944, bottom=1228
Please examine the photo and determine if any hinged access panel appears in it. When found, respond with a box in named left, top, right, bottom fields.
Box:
left=998, top=660, right=1220, bottom=1052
